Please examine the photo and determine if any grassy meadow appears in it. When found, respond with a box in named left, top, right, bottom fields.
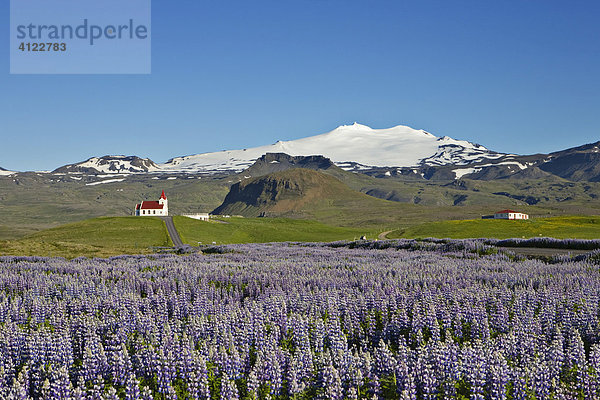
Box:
left=0, top=217, right=171, bottom=258
left=388, top=216, right=600, bottom=240
left=173, top=216, right=374, bottom=245
left=1, top=214, right=599, bottom=259
left=0, top=216, right=375, bottom=258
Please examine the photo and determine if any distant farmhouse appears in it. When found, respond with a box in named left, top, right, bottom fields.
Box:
left=135, top=191, right=168, bottom=216
left=181, top=213, right=210, bottom=221
left=483, top=209, right=529, bottom=220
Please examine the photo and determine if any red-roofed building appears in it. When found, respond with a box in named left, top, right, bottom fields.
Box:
left=494, top=209, right=528, bottom=220
left=135, top=190, right=169, bottom=216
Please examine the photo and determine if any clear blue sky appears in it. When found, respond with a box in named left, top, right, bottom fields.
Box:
left=1, top=0, right=599, bottom=171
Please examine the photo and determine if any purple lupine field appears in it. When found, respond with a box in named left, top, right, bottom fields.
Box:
left=2, top=240, right=600, bottom=399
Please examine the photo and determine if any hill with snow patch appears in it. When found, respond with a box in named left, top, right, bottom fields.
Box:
left=53, top=156, right=160, bottom=174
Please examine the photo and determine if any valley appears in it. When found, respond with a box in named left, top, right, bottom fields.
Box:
left=1, top=123, right=599, bottom=254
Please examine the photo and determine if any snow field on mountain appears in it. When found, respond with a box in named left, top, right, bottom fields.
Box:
left=159, top=123, right=504, bottom=173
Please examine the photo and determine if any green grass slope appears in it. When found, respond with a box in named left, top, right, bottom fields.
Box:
left=174, top=216, right=374, bottom=245
left=0, top=217, right=172, bottom=258
left=388, top=216, right=600, bottom=240
left=3, top=167, right=600, bottom=242
left=0, top=173, right=229, bottom=240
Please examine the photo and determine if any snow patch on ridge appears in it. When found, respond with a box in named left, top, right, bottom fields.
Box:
left=453, top=167, right=483, bottom=179
left=85, top=178, right=126, bottom=186
left=452, top=161, right=528, bottom=179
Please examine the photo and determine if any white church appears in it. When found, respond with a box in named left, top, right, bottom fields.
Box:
left=135, top=190, right=169, bottom=216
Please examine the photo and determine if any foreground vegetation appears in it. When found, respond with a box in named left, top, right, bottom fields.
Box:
left=389, top=215, right=600, bottom=240
left=1, top=241, right=600, bottom=398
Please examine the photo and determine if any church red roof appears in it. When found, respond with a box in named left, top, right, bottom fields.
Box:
left=160, top=190, right=167, bottom=199
left=138, top=201, right=164, bottom=210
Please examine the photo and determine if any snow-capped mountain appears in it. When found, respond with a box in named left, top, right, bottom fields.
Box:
left=23, top=123, right=600, bottom=182
left=160, top=123, right=506, bottom=173
left=0, top=166, right=16, bottom=176
left=53, top=156, right=159, bottom=174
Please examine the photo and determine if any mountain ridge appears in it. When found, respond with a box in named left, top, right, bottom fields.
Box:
left=53, top=155, right=159, bottom=174
left=0, top=166, right=15, bottom=176
left=4, top=123, right=600, bottom=182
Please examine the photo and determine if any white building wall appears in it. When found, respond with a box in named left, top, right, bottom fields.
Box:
left=494, top=212, right=529, bottom=220
left=137, top=207, right=168, bottom=216
left=159, top=198, right=168, bottom=216
left=182, top=213, right=210, bottom=221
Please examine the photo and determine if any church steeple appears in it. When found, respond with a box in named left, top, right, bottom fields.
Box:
left=158, top=190, right=168, bottom=215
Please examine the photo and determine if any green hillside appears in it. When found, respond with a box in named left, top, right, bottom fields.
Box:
left=388, top=216, right=600, bottom=240
left=211, top=168, right=500, bottom=229
left=0, top=173, right=229, bottom=240
left=174, top=216, right=373, bottom=245
left=0, top=217, right=171, bottom=258
left=0, top=215, right=375, bottom=258
left=3, top=167, right=600, bottom=242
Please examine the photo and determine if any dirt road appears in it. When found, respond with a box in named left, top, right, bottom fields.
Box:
left=161, top=217, right=183, bottom=247
left=378, top=230, right=394, bottom=240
